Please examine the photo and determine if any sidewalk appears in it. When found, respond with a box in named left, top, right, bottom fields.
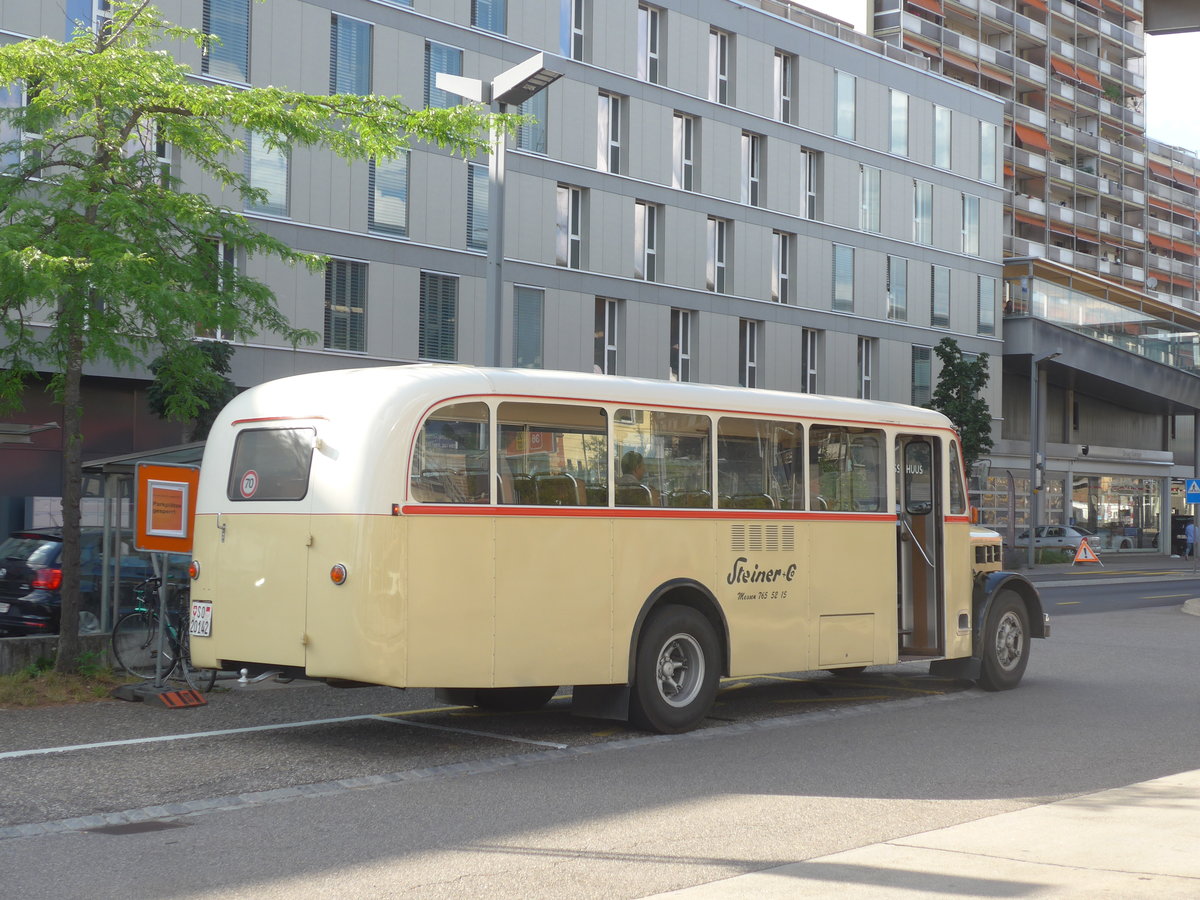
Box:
left=648, top=768, right=1200, bottom=898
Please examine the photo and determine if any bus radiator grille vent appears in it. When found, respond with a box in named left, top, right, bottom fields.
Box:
left=730, top=524, right=795, bottom=552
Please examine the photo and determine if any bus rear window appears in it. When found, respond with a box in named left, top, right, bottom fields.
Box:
left=227, top=428, right=315, bottom=501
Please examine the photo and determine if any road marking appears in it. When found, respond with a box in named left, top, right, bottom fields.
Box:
left=1057, top=601, right=1081, bottom=605
left=1, top=690, right=979, bottom=842
left=371, top=714, right=568, bottom=749
left=0, top=708, right=565, bottom=761
left=1140, top=593, right=1191, bottom=600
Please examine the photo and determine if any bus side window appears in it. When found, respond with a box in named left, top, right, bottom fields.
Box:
left=809, top=425, right=885, bottom=512
left=716, top=416, right=804, bottom=510
left=410, top=402, right=491, bottom=504
left=949, top=441, right=967, bottom=515
left=497, top=402, right=608, bottom=506
left=614, top=409, right=711, bottom=508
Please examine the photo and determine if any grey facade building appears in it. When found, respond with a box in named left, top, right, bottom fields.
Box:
left=0, top=0, right=1004, bottom=525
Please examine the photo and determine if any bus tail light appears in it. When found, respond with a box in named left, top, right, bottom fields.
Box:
left=330, top=564, right=348, bottom=585
left=188, top=560, right=201, bottom=580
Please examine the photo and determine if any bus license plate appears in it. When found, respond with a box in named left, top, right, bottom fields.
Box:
left=190, top=601, right=213, bottom=637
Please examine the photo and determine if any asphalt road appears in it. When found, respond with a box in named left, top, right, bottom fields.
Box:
left=1, top=587, right=1197, bottom=899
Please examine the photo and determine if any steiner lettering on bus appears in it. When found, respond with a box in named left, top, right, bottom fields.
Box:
left=726, top=557, right=797, bottom=586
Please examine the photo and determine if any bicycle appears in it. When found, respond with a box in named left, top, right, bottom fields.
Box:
left=111, top=576, right=217, bottom=692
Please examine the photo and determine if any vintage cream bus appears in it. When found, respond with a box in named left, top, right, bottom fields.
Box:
left=188, top=365, right=1046, bottom=733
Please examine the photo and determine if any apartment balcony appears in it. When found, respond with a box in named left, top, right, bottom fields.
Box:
left=1011, top=7, right=1048, bottom=41
left=1006, top=234, right=1046, bottom=258
left=1147, top=215, right=1200, bottom=244
left=1013, top=56, right=1048, bottom=85
left=1099, top=17, right=1143, bottom=53
left=1148, top=178, right=1200, bottom=211
left=1051, top=0, right=1100, bottom=34
left=1098, top=57, right=1145, bottom=93
left=1012, top=192, right=1047, bottom=218
left=1008, top=143, right=1049, bottom=174
left=1012, top=102, right=1049, bottom=129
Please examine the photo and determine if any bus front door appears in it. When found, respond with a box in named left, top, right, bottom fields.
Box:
left=896, top=435, right=944, bottom=657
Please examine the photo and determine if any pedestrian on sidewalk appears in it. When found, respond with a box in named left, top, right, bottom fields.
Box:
left=1186, top=520, right=1196, bottom=558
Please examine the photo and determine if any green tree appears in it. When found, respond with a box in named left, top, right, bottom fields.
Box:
left=147, top=341, right=238, bottom=442
left=928, top=337, right=994, bottom=472
left=0, top=2, right=513, bottom=671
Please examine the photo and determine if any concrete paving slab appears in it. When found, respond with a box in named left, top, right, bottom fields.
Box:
left=647, top=770, right=1200, bottom=899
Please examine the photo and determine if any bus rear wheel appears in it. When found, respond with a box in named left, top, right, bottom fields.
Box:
left=630, top=605, right=720, bottom=734
left=473, top=686, right=558, bottom=711
left=977, top=590, right=1030, bottom=692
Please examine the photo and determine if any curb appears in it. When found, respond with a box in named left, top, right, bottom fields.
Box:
left=1183, top=599, right=1200, bottom=618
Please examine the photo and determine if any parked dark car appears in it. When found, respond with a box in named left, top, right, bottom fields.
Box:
left=0, top=528, right=163, bottom=636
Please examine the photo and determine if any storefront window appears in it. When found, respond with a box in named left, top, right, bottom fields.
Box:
left=1071, top=475, right=1162, bottom=551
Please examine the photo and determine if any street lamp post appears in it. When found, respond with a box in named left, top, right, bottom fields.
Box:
left=437, top=54, right=562, bottom=368
left=1028, top=349, right=1062, bottom=568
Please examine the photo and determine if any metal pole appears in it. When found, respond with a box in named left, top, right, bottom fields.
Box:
left=1028, top=356, right=1038, bottom=569
left=485, top=102, right=507, bottom=369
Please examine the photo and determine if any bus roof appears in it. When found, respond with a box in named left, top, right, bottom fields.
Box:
left=217, top=364, right=956, bottom=433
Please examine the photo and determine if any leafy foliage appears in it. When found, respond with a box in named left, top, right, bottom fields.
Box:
left=147, top=341, right=238, bottom=441
left=928, top=337, right=994, bottom=472
left=0, top=2, right=510, bottom=671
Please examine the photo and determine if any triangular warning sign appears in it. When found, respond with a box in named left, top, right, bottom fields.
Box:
left=1072, top=538, right=1103, bottom=566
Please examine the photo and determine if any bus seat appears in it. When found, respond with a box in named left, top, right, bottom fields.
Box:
left=668, top=490, right=712, bottom=509
left=533, top=472, right=583, bottom=506
left=512, top=473, right=536, bottom=504
left=729, top=493, right=775, bottom=510
left=615, top=484, right=654, bottom=507
left=585, top=484, right=608, bottom=506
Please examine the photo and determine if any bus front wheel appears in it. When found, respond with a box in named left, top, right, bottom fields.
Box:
left=977, top=590, right=1030, bottom=692
left=630, top=605, right=720, bottom=734
left=473, top=686, right=558, bottom=711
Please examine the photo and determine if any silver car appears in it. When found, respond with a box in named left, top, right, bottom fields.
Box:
left=1014, top=525, right=1099, bottom=553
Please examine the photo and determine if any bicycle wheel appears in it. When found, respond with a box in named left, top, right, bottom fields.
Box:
left=112, top=612, right=176, bottom=680
left=180, top=629, right=218, bottom=693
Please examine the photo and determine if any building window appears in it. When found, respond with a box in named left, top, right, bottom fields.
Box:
left=739, top=320, right=759, bottom=388
left=707, top=217, right=728, bottom=293
left=670, top=308, right=692, bottom=382
left=833, top=244, right=854, bottom=312
left=419, top=271, right=458, bottom=361
left=931, top=264, right=950, bottom=328
left=772, top=231, right=792, bottom=304
left=594, top=297, right=618, bottom=374
left=857, top=337, right=874, bottom=400
left=330, top=14, right=371, bottom=95
left=962, top=194, right=980, bottom=256
left=556, top=185, right=583, bottom=268
left=597, top=92, right=622, bottom=174
left=202, top=0, right=250, bottom=83
left=981, top=121, right=998, bottom=183
left=774, top=51, right=794, bottom=123
left=709, top=29, right=730, bottom=105
left=634, top=201, right=658, bottom=281
left=890, top=90, right=908, bottom=156
left=514, top=285, right=543, bottom=368
left=801, top=328, right=819, bottom=393
left=244, top=131, right=288, bottom=216
left=978, top=275, right=996, bottom=335
left=424, top=41, right=462, bottom=109
left=672, top=113, right=695, bottom=191
left=472, top=0, right=505, bottom=34
left=563, top=0, right=587, bottom=61
left=801, top=148, right=819, bottom=219
left=467, top=162, right=488, bottom=251
left=911, top=346, right=932, bottom=407
left=324, top=260, right=367, bottom=353
left=368, top=152, right=409, bottom=236
left=741, top=132, right=762, bottom=206
left=934, top=105, right=951, bottom=169
left=638, top=5, right=661, bottom=84
left=914, top=180, right=932, bottom=245
left=198, top=240, right=236, bottom=341
left=860, top=164, right=880, bottom=232
left=835, top=70, right=855, bottom=140
left=887, top=255, right=908, bottom=321
left=515, top=91, right=548, bottom=154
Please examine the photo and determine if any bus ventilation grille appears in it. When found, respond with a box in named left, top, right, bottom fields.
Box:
left=730, top=524, right=795, bottom=553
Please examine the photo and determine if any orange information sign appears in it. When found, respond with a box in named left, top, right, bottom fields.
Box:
left=1072, top=538, right=1103, bottom=567
left=135, top=463, right=200, bottom=553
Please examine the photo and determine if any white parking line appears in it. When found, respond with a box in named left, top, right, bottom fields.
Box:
left=0, top=710, right=566, bottom=761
